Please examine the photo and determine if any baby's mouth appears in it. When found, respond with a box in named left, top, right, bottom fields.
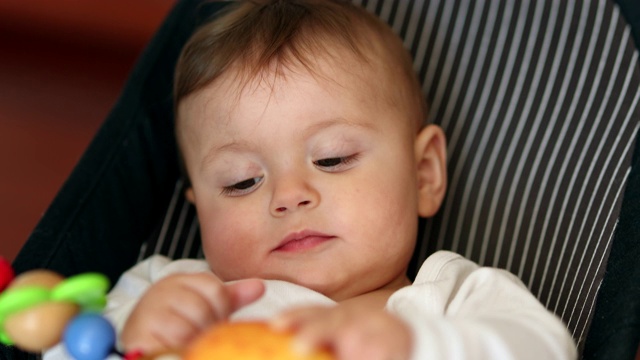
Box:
left=273, top=230, right=335, bottom=253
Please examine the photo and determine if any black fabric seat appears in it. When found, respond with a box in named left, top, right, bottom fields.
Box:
left=7, top=0, right=640, bottom=359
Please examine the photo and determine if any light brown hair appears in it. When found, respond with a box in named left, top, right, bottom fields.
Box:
left=174, top=0, right=427, bottom=183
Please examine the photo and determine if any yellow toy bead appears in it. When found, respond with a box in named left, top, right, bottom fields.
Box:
left=9, top=270, right=64, bottom=290
left=4, top=301, right=79, bottom=352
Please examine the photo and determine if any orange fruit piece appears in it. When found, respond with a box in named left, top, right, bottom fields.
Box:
left=183, top=321, right=334, bottom=360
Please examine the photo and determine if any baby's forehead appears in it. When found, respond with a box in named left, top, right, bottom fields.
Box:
left=222, top=45, right=404, bottom=106
left=177, top=25, right=424, bottom=133
left=179, top=61, right=417, bottom=146
left=181, top=54, right=385, bottom=121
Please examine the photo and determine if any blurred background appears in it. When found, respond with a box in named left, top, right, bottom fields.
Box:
left=0, top=0, right=176, bottom=262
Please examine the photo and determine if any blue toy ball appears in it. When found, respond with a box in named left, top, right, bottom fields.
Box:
left=63, top=313, right=115, bottom=360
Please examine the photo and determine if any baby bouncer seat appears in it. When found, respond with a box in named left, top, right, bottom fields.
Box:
left=7, top=0, right=640, bottom=359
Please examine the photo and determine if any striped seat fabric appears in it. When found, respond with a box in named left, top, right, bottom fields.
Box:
left=140, top=0, right=640, bottom=354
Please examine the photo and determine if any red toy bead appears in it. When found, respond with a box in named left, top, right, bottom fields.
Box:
left=123, top=350, right=144, bottom=360
left=0, top=257, right=15, bottom=291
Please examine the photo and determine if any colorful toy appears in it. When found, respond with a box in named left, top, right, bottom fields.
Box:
left=0, top=257, right=116, bottom=359
left=1, top=258, right=335, bottom=360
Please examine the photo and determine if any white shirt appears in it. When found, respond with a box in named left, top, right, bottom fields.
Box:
left=45, top=251, right=576, bottom=359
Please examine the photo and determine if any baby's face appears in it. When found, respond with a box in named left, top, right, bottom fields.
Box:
left=178, top=56, right=422, bottom=301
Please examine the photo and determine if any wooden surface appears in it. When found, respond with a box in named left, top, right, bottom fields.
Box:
left=0, top=1, right=175, bottom=262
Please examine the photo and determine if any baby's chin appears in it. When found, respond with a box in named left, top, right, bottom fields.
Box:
left=210, top=263, right=378, bottom=301
left=264, top=274, right=364, bottom=302
left=215, top=273, right=336, bottom=299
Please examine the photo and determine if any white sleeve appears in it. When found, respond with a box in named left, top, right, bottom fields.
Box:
left=102, top=255, right=211, bottom=334
left=43, top=255, right=211, bottom=360
left=386, top=251, right=577, bottom=360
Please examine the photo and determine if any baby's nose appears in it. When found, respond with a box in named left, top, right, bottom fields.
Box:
left=273, top=200, right=312, bottom=213
left=270, top=179, right=319, bottom=216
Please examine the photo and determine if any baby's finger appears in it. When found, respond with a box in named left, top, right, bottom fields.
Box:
left=122, top=310, right=199, bottom=354
left=225, top=278, right=265, bottom=312
left=168, top=284, right=220, bottom=330
left=329, top=312, right=412, bottom=360
left=148, top=310, right=201, bottom=350
left=180, top=273, right=234, bottom=320
left=270, top=306, right=331, bottom=332
left=272, top=307, right=412, bottom=360
left=271, top=307, right=341, bottom=355
left=295, top=316, right=345, bottom=354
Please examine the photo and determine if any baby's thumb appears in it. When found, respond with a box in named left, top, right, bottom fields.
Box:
left=225, top=279, right=265, bottom=312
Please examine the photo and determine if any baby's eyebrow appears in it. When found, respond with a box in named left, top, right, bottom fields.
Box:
left=202, top=139, right=256, bottom=167
left=201, top=117, right=375, bottom=166
left=212, top=139, right=255, bottom=154
left=302, top=117, right=377, bottom=139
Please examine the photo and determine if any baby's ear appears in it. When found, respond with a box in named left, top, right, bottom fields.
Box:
left=414, top=125, right=447, bottom=218
left=185, top=187, right=196, bottom=204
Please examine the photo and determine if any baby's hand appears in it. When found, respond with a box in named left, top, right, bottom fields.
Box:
left=121, top=273, right=263, bottom=354
left=272, top=305, right=412, bottom=360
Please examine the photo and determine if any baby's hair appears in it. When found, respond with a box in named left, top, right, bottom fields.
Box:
left=174, top=0, right=426, bottom=186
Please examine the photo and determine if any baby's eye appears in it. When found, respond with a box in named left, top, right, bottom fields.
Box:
left=313, top=154, right=359, bottom=172
left=315, top=158, right=343, bottom=167
left=221, top=177, right=263, bottom=196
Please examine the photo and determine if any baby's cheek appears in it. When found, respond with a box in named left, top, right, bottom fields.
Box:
left=201, top=218, right=260, bottom=281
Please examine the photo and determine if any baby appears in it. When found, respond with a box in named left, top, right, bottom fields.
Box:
left=50, top=0, right=577, bottom=359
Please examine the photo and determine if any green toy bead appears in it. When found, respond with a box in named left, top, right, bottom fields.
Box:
left=50, top=273, right=109, bottom=312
